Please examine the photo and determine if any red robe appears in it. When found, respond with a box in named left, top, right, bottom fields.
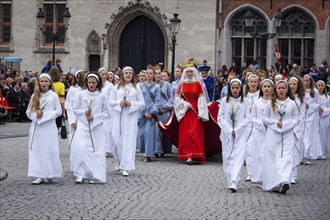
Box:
left=177, top=82, right=205, bottom=161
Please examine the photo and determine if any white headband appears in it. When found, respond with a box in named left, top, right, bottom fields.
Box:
left=75, top=70, right=83, bottom=78
left=316, top=80, right=325, bottom=86
left=122, top=66, right=133, bottom=73
left=288, top=77, right=298, bottom=82
left=98, top=67, right=107, bottom=73
left=108, top=71, right=113, bottom=75
left=304, top=74, right=312, bottom=79
left=230, top=78, right=242, bottom=85
left=87, top=73, right=99, bottom=82
left=248, top=74, right=259, bottom=81
left=39, top=73, right=51, bottom=81
left=276, top=80, right=288, bottom=87
left=114, top=75, right=119, bottom=80
left=274, top=74, right=283, bottom=79
left=261, top=79, right=273, bottom=85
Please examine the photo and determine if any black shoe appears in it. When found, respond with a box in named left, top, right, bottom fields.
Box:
left=0, top=169, right=8, bottom=181
left=230, top=188, right=237, bottom=193
left=279, top=183, right=289, bottom=194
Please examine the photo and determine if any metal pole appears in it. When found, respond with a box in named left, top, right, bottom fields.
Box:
left=171, top=35, right=176, bottom=82
left=52, top=33, right=56, bottom=66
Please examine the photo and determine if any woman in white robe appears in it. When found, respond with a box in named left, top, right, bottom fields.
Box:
left=244, top=74, right=260, bottom=181
left=316, top=80, right=330, bottom=157
left=288, top=76, right=306, bottom=184
left=261, top=80, right=299, bottom=194
left=218, top=78, right=250, bottom=193
left=64, top=70, right=84, bottom=172
left=26, top=73, right=63, bottom=185
left=99, top=68, right=115, bottom=157
left=74, top=73, right=110, bottom=183
left=303, top=74, right=322, bottom=161
left=250, top=79, right=273, bottom=183
left=110, top=66, right=145, bottom=176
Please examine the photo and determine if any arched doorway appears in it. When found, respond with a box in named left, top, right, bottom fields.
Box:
left=119, top=15, right=165, bottom=73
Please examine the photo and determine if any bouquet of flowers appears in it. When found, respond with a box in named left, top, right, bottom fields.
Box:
left=120, top=87, right=130, bottom=135
left=228, top=102, right=237, bottom=159
left=30, top=100, right=49, bottom=150
left=84, top=99, right=95, bottom=152
left=275, top=101, right=286, bottom=158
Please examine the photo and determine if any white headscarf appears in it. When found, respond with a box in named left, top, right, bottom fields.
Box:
left=178, top=66, right=210, bottom=102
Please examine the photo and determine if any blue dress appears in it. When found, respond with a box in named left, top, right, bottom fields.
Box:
left=139, top=82, right=160, bottom=157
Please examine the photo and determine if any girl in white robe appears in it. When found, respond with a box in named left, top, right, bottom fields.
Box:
left=250, top=79, right=273, bottom=183
left=218, top=78, right=250, bottom=193
left=261, top=80, right=299, bottom=194
left=110, top=66, right=145, bottom=176
left=316, top=80, right=330, bottom=157
left=288, top=76, right=306, bottom=184
left=64, top=70, right=85, bottom=172
left=26, top=73, right=63, bottom=185
left=99, top=68, right=115, bottom=157
left=303, top=74, right=322, bottom=161
left=74, top=73, right=110, bottom=183
left=244, top=74, right=260, bottom=181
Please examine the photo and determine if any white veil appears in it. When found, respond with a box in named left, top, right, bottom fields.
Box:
left=178, top=66, right=210, bottom=103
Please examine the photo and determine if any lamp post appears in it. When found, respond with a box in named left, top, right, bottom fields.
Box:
left=36, top=7, right=71, bottom=65
left=244, top=9, right=283, bottom=68
left=170, top=13, right=181, bottom=82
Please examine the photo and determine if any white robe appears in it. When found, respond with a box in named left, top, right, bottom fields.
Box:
left=250, top=97, right=269, bottom=183
left=245, top=90, right=260, bottom=177
left=319, top=94, right=330, bottom=154
left=110, top=83, right=145, bottom=171
left=26, top=90, right=63, bottom=178
left=292, top=94, right=306, bottom=179
left=101, top=81, right=115, bottom=154
left=64, top=85, right=82, bottom=172
left=218, top=97, right=250, bottom=188
left=74, top=90, right=110, bottom=183
left=261, top=98, right=299, bottom=191
left=304, top=89, right=322, bottom=159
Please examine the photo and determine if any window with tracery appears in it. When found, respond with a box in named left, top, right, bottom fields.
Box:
left=278, top=9, right=315, bottom=67
left=231, top=10, right=267, bottom=69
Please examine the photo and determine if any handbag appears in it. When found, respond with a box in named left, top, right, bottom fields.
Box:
left=61, top=119, right=67, bottom=139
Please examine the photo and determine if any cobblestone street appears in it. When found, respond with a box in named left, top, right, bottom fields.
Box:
left=0, top=122, right=329, bottom=219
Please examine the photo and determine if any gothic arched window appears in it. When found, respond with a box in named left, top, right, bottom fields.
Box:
left=278, top=8, right=315, bottom=67
left=231, top=9, right=267, bottom=69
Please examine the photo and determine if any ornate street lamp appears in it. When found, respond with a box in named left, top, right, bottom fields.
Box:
left=244, top=9, right=283, bottom=40
left=170, top=13, right=181, bottom=82
left=36, top=7, right=71, bottom=65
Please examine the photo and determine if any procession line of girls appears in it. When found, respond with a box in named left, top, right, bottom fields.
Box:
left=218, top=72, right=329, bottom=194
left=26, top=67, right=145, bottom=184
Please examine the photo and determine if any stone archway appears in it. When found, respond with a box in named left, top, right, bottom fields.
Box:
left=107, top=2, right=170, bottom=72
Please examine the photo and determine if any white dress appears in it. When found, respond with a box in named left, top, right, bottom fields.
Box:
left=74, top=90, right=110, bottom=183
left=101, top=80, right=115, bottom=154
left=218, top=96, right=250, bottom=188
left=292, top=94, right=306, bottom=180
left=64, top=85, right=82, bottom=172
left=319, top=94, right=330, bottom=154
left=26, top=90, right=63, bottom=178
left=250, top=97, right=269, bottom=183
left=245, top=90, right=260, bottom=177
left=109, top=83, right=145, bottom=171
left=304, top=89, right=322, bottom=159
left=261, top=98, right=299, bottom=191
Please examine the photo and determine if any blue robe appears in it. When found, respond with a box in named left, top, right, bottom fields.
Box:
left=155, top=81, right=174, bottom=154
left=203, top=76, right=215, bottom=101
left=139, top=82, right=160, bottom=157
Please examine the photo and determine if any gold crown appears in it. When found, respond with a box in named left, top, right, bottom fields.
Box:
left=182, top=59, right=196, bottom=68
left=154, top=64, right=161, bottom=70
left=146, top=64, right=154, bottom=70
